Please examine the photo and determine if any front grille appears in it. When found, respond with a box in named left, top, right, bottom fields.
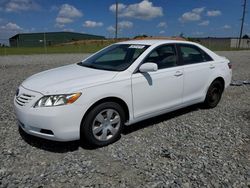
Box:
left=15, top=94, right=35, bottom=106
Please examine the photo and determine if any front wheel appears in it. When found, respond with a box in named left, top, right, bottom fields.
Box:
left=81, top=102, right=125, bottom=147
left=203, top=80, right=224, bottom=108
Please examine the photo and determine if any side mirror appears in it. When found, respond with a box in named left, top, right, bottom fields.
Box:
left=139, top=62, right=158, bottom=73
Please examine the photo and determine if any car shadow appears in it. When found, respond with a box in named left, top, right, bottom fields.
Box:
left=19, top=126, right=101, bottom=151
left=18, top=127, right=81, bottom=152
left=123, top=104, right=200, bottom=135
left=19, top=104, right=201, bottom=152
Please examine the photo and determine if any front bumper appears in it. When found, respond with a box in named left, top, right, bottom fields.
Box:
left=14, top=86, right=86, bottom=141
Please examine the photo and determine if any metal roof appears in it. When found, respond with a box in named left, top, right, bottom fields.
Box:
left=9, top=31, right=105, bottom=39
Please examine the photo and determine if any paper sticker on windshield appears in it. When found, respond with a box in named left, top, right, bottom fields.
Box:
left=129, top=45, right=145, bottom=49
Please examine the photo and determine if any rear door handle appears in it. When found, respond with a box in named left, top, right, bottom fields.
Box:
left=174, top=71, right=183, bottom=77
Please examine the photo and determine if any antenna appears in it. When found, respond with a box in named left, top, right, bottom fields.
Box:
left=115, top=0, right=118, bottom=39
left=238, top=0, right=247, bottom=48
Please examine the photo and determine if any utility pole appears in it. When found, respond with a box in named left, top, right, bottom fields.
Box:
left=115, top=0, right=118, bottom=39
left=43, top=32, right=47, bottom=53
left=238, top=0, right=247, bottom=48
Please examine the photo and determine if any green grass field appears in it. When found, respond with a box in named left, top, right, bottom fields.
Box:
left=0, top=41, right=249, bottom=55
left=0, top=42, right=116, bottom=55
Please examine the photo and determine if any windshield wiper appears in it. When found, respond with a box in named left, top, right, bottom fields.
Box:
left=77, top=62, right=119, bottom=72
left=77, top=62, right=97, bottom=69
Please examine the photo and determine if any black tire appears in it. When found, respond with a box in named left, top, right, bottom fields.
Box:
left=81, top=102, right=125, bottom=147
left=203, top=80, right=224, bottom=108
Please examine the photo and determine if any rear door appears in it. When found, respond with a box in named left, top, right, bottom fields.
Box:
left=177, top=44, right=214, bottom=103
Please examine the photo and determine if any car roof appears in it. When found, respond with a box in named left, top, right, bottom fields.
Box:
left=117, top=39, right=194, bottom=46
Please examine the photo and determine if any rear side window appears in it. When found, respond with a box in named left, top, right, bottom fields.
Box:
left=179, top=44, right=213, bottom=65
left=144, top=45, right=177, bottom=69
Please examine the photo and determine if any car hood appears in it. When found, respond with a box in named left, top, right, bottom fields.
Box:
left=22, top=64, right=119, bottom=95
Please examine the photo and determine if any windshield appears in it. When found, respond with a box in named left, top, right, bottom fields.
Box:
left=79, top=44, right=149, bottom=71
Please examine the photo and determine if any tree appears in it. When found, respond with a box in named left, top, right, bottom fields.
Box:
left=242, top=34, right=249, bottom=39
left=133, top=34, right=148, bottom=39
left=179, top=32, right=185, bottom=38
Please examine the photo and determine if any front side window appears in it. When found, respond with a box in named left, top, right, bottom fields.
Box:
left=179, top=44, right=213, bottom=65
left=79, top=44, right=149, bottom=71
left=144, top=45, right=177, bottom=69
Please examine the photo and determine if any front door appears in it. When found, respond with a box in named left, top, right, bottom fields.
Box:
left=131, top=44, right=183, bottom=118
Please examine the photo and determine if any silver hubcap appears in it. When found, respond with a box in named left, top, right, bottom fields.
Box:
left=92, top=109, right=121, bottom=141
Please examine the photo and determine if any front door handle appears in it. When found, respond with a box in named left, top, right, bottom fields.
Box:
left=174, top=71, right=183, bottom=77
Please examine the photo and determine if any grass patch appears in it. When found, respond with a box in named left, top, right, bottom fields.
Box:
left=0, top=40, right=249, bottom=55
left=0, top=41, right=116, bottom=55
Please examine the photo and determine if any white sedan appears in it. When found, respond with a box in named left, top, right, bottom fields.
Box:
left=14, top=40, right=232, bottom=146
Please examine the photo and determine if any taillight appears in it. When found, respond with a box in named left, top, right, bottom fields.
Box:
left=228, top=62, right=232, bottom=69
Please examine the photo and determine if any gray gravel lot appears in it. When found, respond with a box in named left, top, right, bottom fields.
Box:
left=0, top=51, right=249, bottom=187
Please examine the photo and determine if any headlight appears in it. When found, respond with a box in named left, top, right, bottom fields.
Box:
left=34, top=93, right=81, bottom=108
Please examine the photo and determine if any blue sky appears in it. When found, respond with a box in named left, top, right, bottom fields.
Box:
left=0, top=0, right=250, bottom=43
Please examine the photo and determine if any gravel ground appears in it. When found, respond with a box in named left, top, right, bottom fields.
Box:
left=0, top=51, right=249, bottom=188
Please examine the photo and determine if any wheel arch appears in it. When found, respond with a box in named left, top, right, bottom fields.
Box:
left=80, top=96, right=130, bottom=129
left=212, top=77, right=225, bottom=91
left=205, top=76, right=225, bottom=97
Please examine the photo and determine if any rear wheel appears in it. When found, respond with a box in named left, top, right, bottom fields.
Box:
left=81, top=102, right=125, bottom=147
left=203, top=80, right=224, bottom=108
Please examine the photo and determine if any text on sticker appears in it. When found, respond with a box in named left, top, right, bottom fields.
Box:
left=129, top=45, right=145, bottom=49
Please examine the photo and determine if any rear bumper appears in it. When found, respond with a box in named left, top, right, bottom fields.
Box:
left=225, top=69, right=232, bottom=88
